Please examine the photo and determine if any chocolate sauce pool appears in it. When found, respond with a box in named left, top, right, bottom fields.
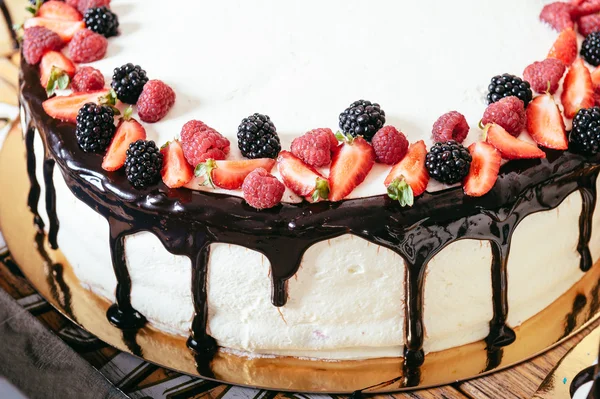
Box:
left=19, top=54, right=600, bottom=386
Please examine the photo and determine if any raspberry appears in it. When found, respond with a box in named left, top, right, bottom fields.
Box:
left=71, top=66, right=105, bottom=92
left=432, top=111, right=470, bottom=143
left=578, top=13, right=600, bottom=36
left=540, top=2, right=575, bottom=31
left=573, top=0, right=600, bottom=17
left=76, top=0, right=110, bottom=14
left=371, top=126, right=409, bottom=165
left=137, top=80, right=176, bottom=123
left=242, top=168, right=285, bottom=209
left=180, top=120, right=230, bottom=167
left=482, top=97, right=526, bottom=137
left=68, top=29, right=107, bottom=63
left=523, top=58, right=566, bottom=94
left=290, top=128, right=338, bottom=167
left=22, top=26, right=63, bottom=65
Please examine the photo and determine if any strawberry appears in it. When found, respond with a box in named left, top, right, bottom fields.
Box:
left=277, top=151, right=329, bottom=201
left=526, top=93, right=568, bottom=150
left=591, top=65, right=600, bottom=93
left=328, top=136, right=375, bottom=202
left=38, top=1, right=82, bottom=22
left=484, top=123, right=546, bottom=160
left=160, top=140, right=194, bottom=188
left=561, top=58, right=595, bottom=118
left=547, top=28, right=578, bottom=66
left=24, top=18, right=85, bottom=42
left=195, top=158, right=276, bottom=190
left=42, top=89, right=111, bottom=123
left=39, top=51, right=76, bottom=96
left=384, top=140, right=429, bottom=206
left=102, top=108, right=147, bottom=172
left=463, top=142, right=501, bottom=197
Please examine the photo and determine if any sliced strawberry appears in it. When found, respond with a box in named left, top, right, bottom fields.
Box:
left=328, top=137, right=375, bottom=202
left=547, top=28, right=578, bottom=66
left=103, top=114, right=147, bottom=172
left=277, top=151, right=329, bottom=200
left=39, top=51, right=76, bottom=95
left=485, top=123, right=546, bottom=160
left=384, top=140, right=429, bottom=199
left=24, top=18, right=85, bottom=42
left=526, top=93, right=568, bottom=150
left=42, top=89, right=110, bottom=123
left=38, top=1, right=82, bottom=22
left=561, top=58, right=595, bottom=118
left=205, top=158, right=276, bottom=190
left=160, top=140, right=194, bottom=188
left=592, top=65, right=600, bottom=93
left=463, top=142, right=501, bottom=197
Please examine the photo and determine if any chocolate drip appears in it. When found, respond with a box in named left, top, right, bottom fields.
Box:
left=0, top=0, right=18, bottom=50
left=578, top=176, right=597, bottom=272
left=589, top=342, right=600, bottom=399
left=42, top=158, right=59, bottom=249
left=563, top=294, right=587, bottom=339
left=25, top=125, right=44, bottom=230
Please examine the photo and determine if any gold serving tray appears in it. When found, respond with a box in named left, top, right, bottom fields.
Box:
left=1, top=124, right=599, bottom=394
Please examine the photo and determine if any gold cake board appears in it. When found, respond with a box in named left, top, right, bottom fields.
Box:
left=0, top=124, right=599, bottom=394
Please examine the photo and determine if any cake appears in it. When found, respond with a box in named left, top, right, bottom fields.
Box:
left=13, top=0, right=600, bottom=389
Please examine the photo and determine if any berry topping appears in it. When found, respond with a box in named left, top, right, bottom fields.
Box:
left=484, top=123, right=546, bottom=160
left=431, top=111, right=470, bottom=143
left=561, top=58, right=595, bottom=118
left=526, top=93, right=568, bottom=150
left=22, top=26, right=63, bottom=65
left=195, top=158, right=276, bottom=190
left=42, top=89, right=111, bottom=123
left=547, top=28, right=578, bottom=66
left=425, top=141, right=472, bottom=185
left=582, top=31, right=600, bottom=66
left=84, top=6, right=118, bottom=37
left=160, top=140, right=194, bottom=189
left=573, top=0, right=600, bottom=17
left=124, top=140, right=163, bottom=189
left=237, top=113, right=281, bottom=159
left=539, top=2, right=575, bottom=31
left=328, top=135, right=375, bottom=201
left=570, top=106, right=600, bottom=154
left=338, top=99, right=386, bottom=141
left=384, top=140, right=429, bottom=205
left=39, top=51, right=76, bottom=96
left=75, top=0, right=111, bottom=15
left=180, top=120, right=230, bottom=167
left=371, top=126, right=409, bottom=165
left=102, top=108, right=147, bottom=171
left=242, top=168, right=285, bottom=210
left=24, top=17, right=85, bottom=42
left=136, top=80, right=176, bottom=123
left=481, top=96, right=526, bottom=137
left=577, top=13, right=600, bottom=36
left=487, top=74, right=533, bottom=107
left=111, top=63, right=149, bottom=104
left=68, top=28, right=108, bottom=63
left=463, top=142, right=501, bottom=198
left=38, top=1, right=82, bottom=22
left=277, top=151, right=329, bottom=200
left=523, top=58, right=566, bottom=94
left=290, top=128, right=338, bottom=167
left=71, top=66, right=105, bottom=92
left=75, top=102, right=116, bottom=153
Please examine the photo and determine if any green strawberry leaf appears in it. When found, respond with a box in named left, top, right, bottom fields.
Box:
left=193, top=159, right=217, bottom=188
left=311, top=177, right=330, bottom=202
left=387, top=177, right=414, bottom=207
left=46, top=66, right=70, bottom=97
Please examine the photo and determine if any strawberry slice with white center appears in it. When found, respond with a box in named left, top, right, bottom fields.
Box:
left=384, top=140, right=429, bottom=206
left=42, top=89, right=111, bottom=123
left=160, top=140, right=194, bottom=188
left=328, top=136, right=375, bottom=202
left=463, top=142, right=501, bottom=197
left=38, top=1, right=83, bottom=22
left=39, top=51, right=76, bottom=96
left=193, top=158, right=276, bottom=190
left=277, top=151, right=329, bottom=201
left=102, top=109, right=147, bottom=172
left=485, top=123, right=546, bottom=160
left=561, top=58, right=594, bottom=119
left=526, top=93, right=568, bottom=150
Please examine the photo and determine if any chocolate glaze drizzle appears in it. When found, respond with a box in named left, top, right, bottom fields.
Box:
left=0, top=0, right=18, bottom=51
left=19, top=54, right=600, bottom=385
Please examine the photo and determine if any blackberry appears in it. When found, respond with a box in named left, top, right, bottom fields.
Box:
left=124, top=140, right=163, bottom=189
left=425, top=140, right=472, bottom=185
left=237, top=113, right=281, bottom=159
left=75, top=103, right=116, bottom=153
left=581, top=32, right=600, bottom=66
left=111, top=63, right=149, bottom=104
left=338, top=99, right=386, bottom=141
left=570, top=107, right=600, bottom=154
left=84, top=6, right=119, bottom=38
left=487, top=74, right=533, bottom=107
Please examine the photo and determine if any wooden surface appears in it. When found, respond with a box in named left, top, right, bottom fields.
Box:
left=0, top=1, right=598, bottom=398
